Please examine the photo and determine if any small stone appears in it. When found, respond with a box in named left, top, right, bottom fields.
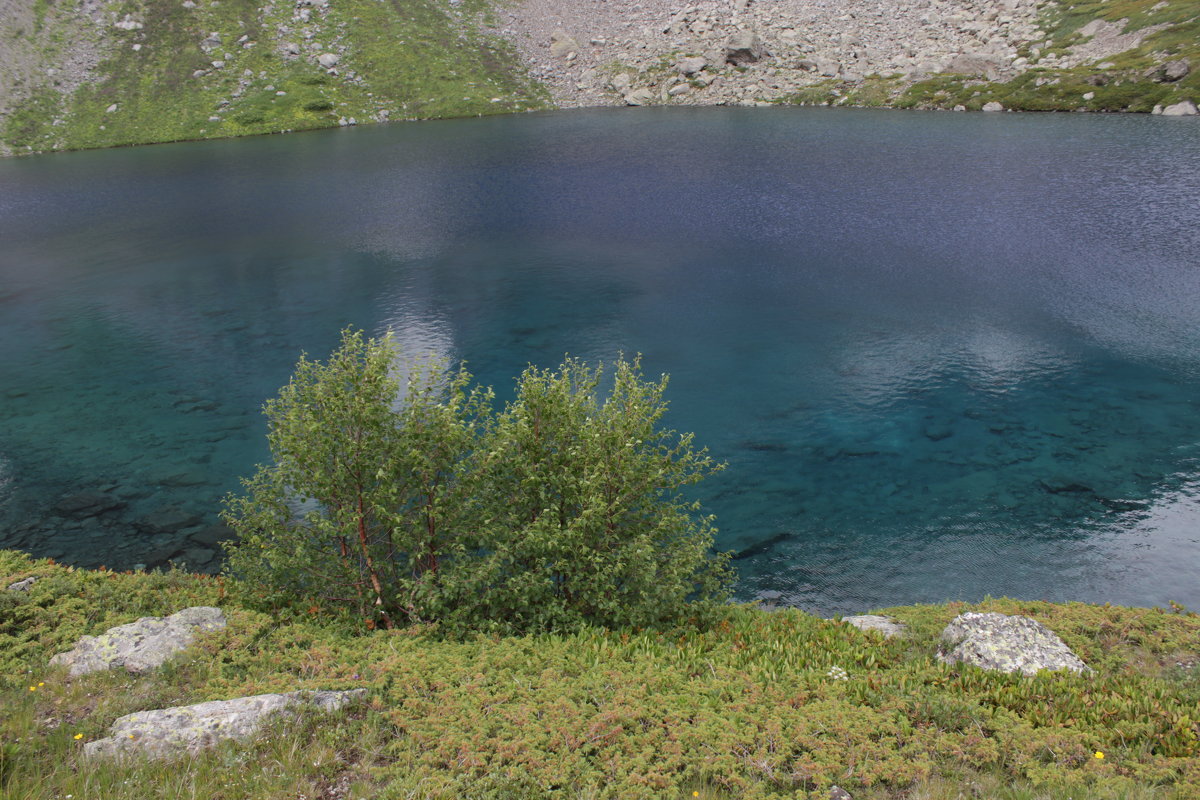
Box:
left=132, top=43, right=142, bottom=51
left=668, top=83, right=691, bottom=96
left=6, top=577, right=37, bottom=592
left=840, top=615, right=907, bottom=638
left=829, top=787, right=853, bottom=800
left=982, top=100, right=1004, bottom=112
left=211, top=60, right=224, bottom=69
left=317, top=52, right=339, bottom=68
left=1082, top=91, right=1095, bottom=100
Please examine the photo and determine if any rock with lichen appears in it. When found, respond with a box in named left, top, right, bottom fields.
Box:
left=49, top=607, right=226, bottom=676
left=84, top=689, right=367, bottom=759
left=938, top=612, right=1091, bottom=676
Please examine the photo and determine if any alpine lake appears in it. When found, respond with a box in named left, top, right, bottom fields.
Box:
left=2, top=106, right=1198, bottom=616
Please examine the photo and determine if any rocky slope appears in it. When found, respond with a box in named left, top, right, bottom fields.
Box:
left=0, top=0, right=1196, bottom=155
left=499, top=0, right=1198, bottom=114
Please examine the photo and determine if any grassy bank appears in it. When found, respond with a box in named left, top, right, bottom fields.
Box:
left=2, top=549, right=1198, bottom=799
left=1, top=0, right=548, bottom=154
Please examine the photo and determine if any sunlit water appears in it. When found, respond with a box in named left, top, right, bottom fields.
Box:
left=2, top=107, right=1199, bottom=615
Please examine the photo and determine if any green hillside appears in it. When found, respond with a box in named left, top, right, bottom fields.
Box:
left=1, top=0, right=548, bottom=154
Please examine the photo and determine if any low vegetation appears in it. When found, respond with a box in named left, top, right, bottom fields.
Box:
left=2, top=0, right=548, bottom=154
left=1, top=549, right=1198, bottom=799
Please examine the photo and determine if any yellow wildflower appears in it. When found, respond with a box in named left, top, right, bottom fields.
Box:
left=1095, top=751, right=1105, bottom=759
left=74, top=733, right=84, bottom=740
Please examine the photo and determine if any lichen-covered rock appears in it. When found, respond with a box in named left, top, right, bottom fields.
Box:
left=84, top=689, right=366, bottom=759
left=841, top=614, right=906, bottom=638
left=6, top=576, right=37, bottom=592
left=49, top=607, right=226, bottom=676
left=938, top=612, right=1091, bottom=676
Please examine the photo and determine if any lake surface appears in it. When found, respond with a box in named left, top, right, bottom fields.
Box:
left=2, top=108, right=1199, bottom=615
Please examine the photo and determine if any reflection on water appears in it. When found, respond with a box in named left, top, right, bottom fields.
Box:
left=1, top=107, right=1199, bottom=614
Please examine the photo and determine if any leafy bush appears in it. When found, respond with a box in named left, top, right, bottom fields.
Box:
left=221, top=329, right=733, bottom=634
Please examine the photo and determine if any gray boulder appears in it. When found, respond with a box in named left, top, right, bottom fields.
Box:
left=943, top=53, right=1004, bottom=79
left=49, top=607, right=226, bottom=676
left=1152, top=60, right=1190, bottom=83
left=938, top=612, right=1091, bottom=676
left=676, top=56, right=708, bottom=76
left=6, top=576, right=37, bottom=592
left=725, top=31, right=767, bottom=66
left=1161, top=99, right=1198, bottom=117
left=841, top=614, right=906, bottom=638
left=85, top=689, right=366, bottom=759
left=982, top=101, right=1005, bottom=112
left=550, top=29, right=579, bottom=60
left=624, top=88, right=654, bottom=106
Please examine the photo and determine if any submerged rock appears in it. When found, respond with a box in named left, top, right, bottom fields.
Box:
left=49, top=607, right=226, bottom=676
left=938, top=612, right=1091, bottom=676
left=85, top=689, right=366, bottom=759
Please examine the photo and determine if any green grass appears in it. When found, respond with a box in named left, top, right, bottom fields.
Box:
left=2, top=0, right=548, bottom=154
left=2, top=549, right=1198, bottom=799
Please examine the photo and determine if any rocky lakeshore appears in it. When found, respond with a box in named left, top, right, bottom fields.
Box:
left=499, top=0, right=1197, bottom=113
left=1, top=0, right=1196, bottom=154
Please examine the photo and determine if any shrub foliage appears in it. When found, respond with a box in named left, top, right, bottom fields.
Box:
left=221, top=329, right=732, bottom=633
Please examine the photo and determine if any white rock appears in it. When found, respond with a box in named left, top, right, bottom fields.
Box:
left=49, top=607, right=226, bottom=677
left=1161, top=99, right=1198, bottom=116
left=938, top=612, right=1091, bottom=676
left=105, top=103, right=118, bottom=113
left=981, top=100, right=1005, bottom=112
left=317, top=52, right=340, bottom=68
left=85, top=690, right=366, bottom=759
left=1082, top=91, right=1095, bottom=100
left=841, top=615, right=907, bottom=638
left=114, top=16, right=144, bottom=31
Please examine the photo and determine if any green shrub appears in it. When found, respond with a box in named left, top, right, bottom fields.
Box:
left=222, top=329, right=732, bottom=634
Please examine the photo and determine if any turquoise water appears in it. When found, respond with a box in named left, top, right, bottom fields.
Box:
left=2, top=108, right=1199, bottom=615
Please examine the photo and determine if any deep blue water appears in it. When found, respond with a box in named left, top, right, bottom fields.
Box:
left=2, top=107, right=1199, bottom=615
